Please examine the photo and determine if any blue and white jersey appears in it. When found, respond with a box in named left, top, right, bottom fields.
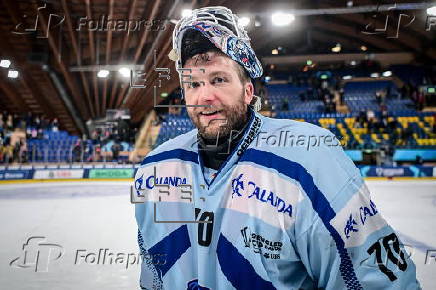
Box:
left=134, top=109, right=420, bottom=290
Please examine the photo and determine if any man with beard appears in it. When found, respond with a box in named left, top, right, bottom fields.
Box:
left=134, top=6, right=420, bottom=290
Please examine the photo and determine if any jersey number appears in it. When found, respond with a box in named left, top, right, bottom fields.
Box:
left=367, top=233, right=408, bottom=281
left=195, top=208, right=214, bottom=247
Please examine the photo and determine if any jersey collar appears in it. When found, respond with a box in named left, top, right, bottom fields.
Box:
left=196, top=106, right=264, bottom=189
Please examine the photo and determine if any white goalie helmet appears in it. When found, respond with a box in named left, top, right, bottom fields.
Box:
left=170, top=6, right=263, bottom=79
left=168, top=6, right=263, bottom=111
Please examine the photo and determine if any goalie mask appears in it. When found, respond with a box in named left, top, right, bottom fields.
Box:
left=169, top=6, right=263, bottom=111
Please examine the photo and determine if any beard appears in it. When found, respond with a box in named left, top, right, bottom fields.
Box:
left=188, top=93, right=248, bottom=141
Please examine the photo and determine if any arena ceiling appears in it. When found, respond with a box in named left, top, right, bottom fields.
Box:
left=0, top=0, right=435, bottom=135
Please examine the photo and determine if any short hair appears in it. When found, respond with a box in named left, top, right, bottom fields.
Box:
left=181, top=29, right=251, bottom=84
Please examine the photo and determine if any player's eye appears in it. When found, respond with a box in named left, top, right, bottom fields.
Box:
left=189, top=82, right=201, bottom=89
left=212, top=76, right=227, bottom=84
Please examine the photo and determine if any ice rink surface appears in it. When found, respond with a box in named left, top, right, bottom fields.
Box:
left=0, top=180, right=435, bottom=290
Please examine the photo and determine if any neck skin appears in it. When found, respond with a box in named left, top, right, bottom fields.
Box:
left=198, top=108, right=252, bottom=170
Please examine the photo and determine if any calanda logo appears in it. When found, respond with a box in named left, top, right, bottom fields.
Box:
left=231, top=173, right=293, bottom=217
left=135, top=174, right=187, bottom=193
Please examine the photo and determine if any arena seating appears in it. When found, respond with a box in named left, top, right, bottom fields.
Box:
left=152, top=81, right=436, bottom=160
left=26, top=130, right=79, bottom=162
left=26, top=130, right=134, bottom=162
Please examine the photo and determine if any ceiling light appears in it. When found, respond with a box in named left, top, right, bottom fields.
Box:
left=427, top=6, right=436, bottom=16
left=118, top=67, right=130, bottom=78
left=271, top=49, right=279, bottom=55
left=331, top=43, right=341, bottom=53
left=370, top=72, right=379, bottom=78
left=382, top=71, right=392, bottom=77
left=0, top=59, right=11, bottom=68
left=350, top=60, right=357, bottom=66
left=360, top=45, right=367, bottom=51
left=8, top=70, right=18, bottom=78
left=272, top=12, right=295, bottom=26
left=182, top=9, right=192, bottom=18
left=97, top=69, right=110, bottom=78
left=342, top=75, right=352, bottom=80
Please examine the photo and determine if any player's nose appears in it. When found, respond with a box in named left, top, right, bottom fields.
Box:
left=197, top=83, right=217, bottom=108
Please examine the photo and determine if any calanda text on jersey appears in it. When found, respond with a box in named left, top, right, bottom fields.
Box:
left=134, top=109, right=420, bottom=290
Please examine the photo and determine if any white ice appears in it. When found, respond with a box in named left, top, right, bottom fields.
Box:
left=0, top=180, right=435, bottom=289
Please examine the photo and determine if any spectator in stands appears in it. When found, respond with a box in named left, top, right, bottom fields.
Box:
left=357, top=110, right=367, bottom=128
left=375, top=90, right=382, bottom=104
left=91, top=129, right=102, bottom=145
left=13, top=140, right=21, bottom=162
left=40, top=115, right=49, bottom=130
left=102, top=129, right=110, bottom=143
left=323, top=91, right=335, bottom=113
left=72, top=139, right=83, bottom=162
left=37, top=128, right=44, bottom=139
left=94, top=144, right=102, bottom=162
left=84, top=139, right=94, bottom=162
left=31, top=127, right=38, bottom=139
left=386, top=117, right=397, bottom=134
left=366, top=109, right=375, bottom=121
left=51, top=118, right=59, bottom=132
left=19, top=140, right=28, bottom=163
left=367, top=118, right=376, bottom=134
left=111, top=140, right=122, bottom=162
left=379, top=105, right=388, bottom=130
left=398, top=126, right=413, bottom=147
left=34, top=115, right=41, bottom=128
left=2, top=138, right=13, bottom=163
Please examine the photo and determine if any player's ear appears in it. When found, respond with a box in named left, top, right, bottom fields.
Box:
left=243, top=81, right=254, bottom=105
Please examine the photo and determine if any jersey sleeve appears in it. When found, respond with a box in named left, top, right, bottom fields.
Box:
left=137, top=229, right=164, bottom=290
left=134, top=163, right=164, bottom=290
left=295, top=174, right=421, bottom=289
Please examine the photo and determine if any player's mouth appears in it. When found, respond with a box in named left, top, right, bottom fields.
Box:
left=199, top=110, right=223, bottom=119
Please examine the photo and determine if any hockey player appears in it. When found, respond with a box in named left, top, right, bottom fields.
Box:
left=134, top=6, right=421, bottom=290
